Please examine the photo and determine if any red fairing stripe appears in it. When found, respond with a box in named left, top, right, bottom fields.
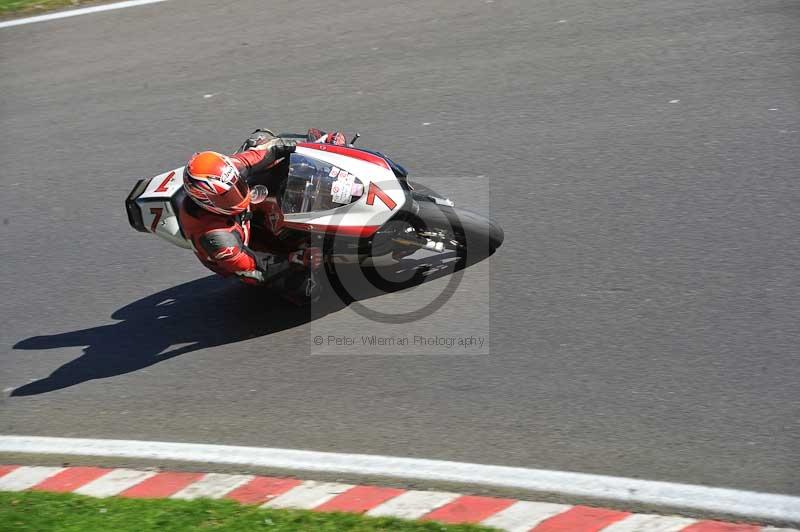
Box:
left=297, top=142, right=391, bottom=170
left=282, top=221, right=380, bottom=238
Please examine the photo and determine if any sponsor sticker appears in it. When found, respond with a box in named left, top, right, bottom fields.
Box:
left=219, top=165, right=238, bottom=184
left=332, top=173, right=356, bottom=204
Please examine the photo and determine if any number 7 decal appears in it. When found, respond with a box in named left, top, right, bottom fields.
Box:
left=366, top=182, right=397, bottom=210
left=153, top=171, right=176, bottom=193
left=149, top=207, right=164, bottom=232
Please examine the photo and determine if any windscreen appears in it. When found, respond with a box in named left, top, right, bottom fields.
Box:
left=280, top=153, right=364, bottom=214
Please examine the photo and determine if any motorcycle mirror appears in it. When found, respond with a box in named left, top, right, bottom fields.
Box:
left=250, top=185, right=269, bottom=204
left=350, top=132, right=361, bottom=145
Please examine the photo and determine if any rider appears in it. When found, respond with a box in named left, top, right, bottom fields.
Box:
left=178, top=128, right=345, bottom=301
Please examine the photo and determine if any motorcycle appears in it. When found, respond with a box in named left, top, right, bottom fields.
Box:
left=125, top=132, right=503, bottom=296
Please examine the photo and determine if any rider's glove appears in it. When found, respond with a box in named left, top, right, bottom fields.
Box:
left=243, top=137, right=297, bottom=174
left=241, top=129, right=297, bottom=155
left=267, top=138, right=297, bottom=159
left=239, top=128, right=276, bottom=152
left=289, top=247, right=322, bottom=271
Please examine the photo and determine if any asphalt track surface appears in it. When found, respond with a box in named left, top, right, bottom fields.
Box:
left=1, top=0, right=798, bottom=499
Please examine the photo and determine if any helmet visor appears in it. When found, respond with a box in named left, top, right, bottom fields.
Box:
left=213, top=176, right=250, bottom=212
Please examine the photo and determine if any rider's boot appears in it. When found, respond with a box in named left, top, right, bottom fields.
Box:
left=274, top=270, right=322, bottom=307
left=306, top=128, right=346, bottom=146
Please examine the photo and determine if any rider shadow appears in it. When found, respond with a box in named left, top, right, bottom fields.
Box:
left=11, top=252, right=471, bottom=397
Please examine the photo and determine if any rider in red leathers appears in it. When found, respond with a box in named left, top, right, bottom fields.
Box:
left=178, top=129, right=345, bottom=302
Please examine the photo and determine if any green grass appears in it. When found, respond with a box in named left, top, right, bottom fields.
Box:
left=0, top=491, right=495, bottom=532
left=0, top=0, right=97, bottom=16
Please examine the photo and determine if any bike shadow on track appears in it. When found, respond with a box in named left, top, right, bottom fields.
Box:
left=11, top=252, right=473, bottom=396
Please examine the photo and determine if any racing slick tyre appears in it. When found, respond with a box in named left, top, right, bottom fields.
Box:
left=411, top=199, right=504, bottom=267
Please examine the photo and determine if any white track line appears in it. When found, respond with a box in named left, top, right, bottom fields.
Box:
left=171, top=473, right=253, bottom=500
left=0, top=0, right=168, bottom=29
left=0, top=466, right=64, bottom=490
left=601, top=514, right=698, bottom=532
left=262, top=480, right=351, bottom=509
left=0, top=435, right=798, bottom=523
left=366, top=490, right=461, bottom=519
left=73, top=469, right=157, bottom=497
left=481, top=501, right=572, bottom=532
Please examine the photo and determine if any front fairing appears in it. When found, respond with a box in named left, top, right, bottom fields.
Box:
left=278, top=145, right=406, bottom=237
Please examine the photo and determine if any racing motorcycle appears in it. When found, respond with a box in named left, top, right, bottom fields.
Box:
left=125, top=132, right=503, bottom=295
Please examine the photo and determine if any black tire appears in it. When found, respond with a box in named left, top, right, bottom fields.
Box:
left=323, top=198, right=503, bottom=303
left=412, top=200, right=504, bottom=265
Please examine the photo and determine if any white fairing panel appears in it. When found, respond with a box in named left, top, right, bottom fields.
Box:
left=136, top=167, right=192, bottom=249
left=282, top=146, right=405, bottom=234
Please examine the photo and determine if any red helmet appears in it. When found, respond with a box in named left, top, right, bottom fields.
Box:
left=183, top=151, right=250, bottom=215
